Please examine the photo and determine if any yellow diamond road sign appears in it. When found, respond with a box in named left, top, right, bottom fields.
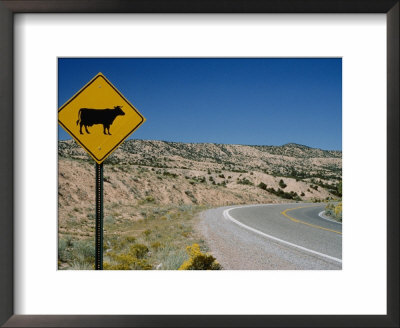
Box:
left=58, top=73, right=145, bottom=163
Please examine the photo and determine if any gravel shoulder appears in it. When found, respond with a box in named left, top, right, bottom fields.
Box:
left=196, top=204, right=342, bottom=270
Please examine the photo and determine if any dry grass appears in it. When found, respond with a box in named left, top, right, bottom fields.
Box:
left=58, top=203, right=209, bottom=270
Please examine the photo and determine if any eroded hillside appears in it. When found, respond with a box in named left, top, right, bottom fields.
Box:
left=58, top=139, right=341, bottom=269
left=59, top=139, right=341, bottom=215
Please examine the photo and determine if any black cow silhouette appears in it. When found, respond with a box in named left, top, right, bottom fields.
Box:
left=76, top=106, right=125, bottom=135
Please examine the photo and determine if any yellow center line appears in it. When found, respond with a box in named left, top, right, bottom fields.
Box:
left=280, top=205, right=342, bottom=235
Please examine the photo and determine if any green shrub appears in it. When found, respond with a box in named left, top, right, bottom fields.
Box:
left=258, top=182, right=267, bottom=190
left=266, top=187, right=301, bottom=200
left=151, top=241, right=162, bottom=251
left=125, top=236, right=136, bottom=243
left=184, top=190, right=197, bottom=204
left=146, top=196, right=155, bottom=203
left=58, top=238, right=73, bottom=262
left=104, top=253, right=152, bottom=270
left=103, top=262, right=130, bottom=270
left=237, top=178, right=253, bottom=186
left=335, top=203, right=342, bottom=220
left=163, top=171, right=178, bottom=178
left=279, top=179, right=287, bottom=189
left=325, top=202, right=342, bottom=221
left=105, top=215, right=115, bottom=225
left=139, top=196, right=155, bottom=204
left=179, top=244, right=221, bottom=270
left=74, top=240, right=95, bottom=262
left=130, top=244, right=149, bottom=259
left=69, top=260, right=93, bottom=270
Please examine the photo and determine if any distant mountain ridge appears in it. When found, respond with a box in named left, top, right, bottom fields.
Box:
left=59, top=139, right=341, bottom=158
left=59, top=139, right=341, bottom=181
left=252, top=143, right=341, bottom=159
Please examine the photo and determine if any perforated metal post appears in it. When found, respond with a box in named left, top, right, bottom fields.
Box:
left=95, top=163, right=104, bottom=270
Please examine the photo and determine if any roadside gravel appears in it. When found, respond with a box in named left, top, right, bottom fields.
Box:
left=197, top=205, right=341, bottom=270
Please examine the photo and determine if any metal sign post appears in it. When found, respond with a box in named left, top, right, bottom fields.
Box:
left=95, top=163, right=104, bottom=270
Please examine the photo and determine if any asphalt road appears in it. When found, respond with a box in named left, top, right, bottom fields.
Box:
left=198, top=203, right=342, bottom=270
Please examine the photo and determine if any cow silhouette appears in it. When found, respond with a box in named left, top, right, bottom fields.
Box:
left=76, top=106, right=125, bottom=135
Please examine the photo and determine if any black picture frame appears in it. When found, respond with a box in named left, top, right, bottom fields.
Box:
left=0, top=1, right=398, bottom=327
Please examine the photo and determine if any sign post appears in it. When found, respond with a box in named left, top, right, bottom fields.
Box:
left=95, top=163, right=104, bottom=270
left=58, top=72, right=146, bottom=270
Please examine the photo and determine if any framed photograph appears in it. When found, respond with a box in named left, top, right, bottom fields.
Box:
left=1, top=1, right=398, bottom=327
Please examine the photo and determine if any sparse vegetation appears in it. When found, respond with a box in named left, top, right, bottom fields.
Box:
left=184, top=190, right=197, bottom=204
left=178, top=243, right=221, bottom=270
left=279, top=179, right=287, bottom=189
left=139, top=196, right=155, bottom=204
left=325, top=202, right=342, bottom=222
left=266, top=187, right=302, bottom=201
left=59, top=204, right=210, bottom=270
left=237, top=177, right=253, bottom=186
left=258, top=182, right=268, bottom=190
left=58, top=139, right=341, bottom=270
left=163, top=171, right=178, bottom=178
left=58, top=237, right=95, bottom=269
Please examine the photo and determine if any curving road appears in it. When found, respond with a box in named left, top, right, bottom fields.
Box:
left=198, top=203, right=342, bottom=270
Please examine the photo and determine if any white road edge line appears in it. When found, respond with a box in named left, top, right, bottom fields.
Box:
left=318, top=211, right=342, bottom=225
left=223, top=206, right=342, bottom=264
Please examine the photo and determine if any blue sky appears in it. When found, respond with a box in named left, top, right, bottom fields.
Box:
left=58, top=58, right=342, bottom=150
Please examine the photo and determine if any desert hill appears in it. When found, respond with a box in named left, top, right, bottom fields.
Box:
left=58, top=139, right=342, bottom=269
left=60, top=139, right=341, bottom=176
left=59, top=139, right=341, bottom=220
